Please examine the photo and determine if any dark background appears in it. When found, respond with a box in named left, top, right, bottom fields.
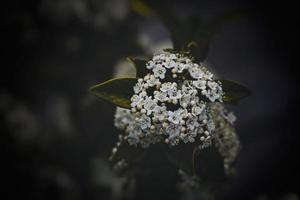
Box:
left=1, top=0, right=299, bottom=199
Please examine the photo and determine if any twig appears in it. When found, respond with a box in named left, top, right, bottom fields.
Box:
left=192, top=146, right=198, bottom=175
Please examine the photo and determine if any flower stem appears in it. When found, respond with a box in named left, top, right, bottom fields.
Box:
left=192, top=146, right=198, bottom=175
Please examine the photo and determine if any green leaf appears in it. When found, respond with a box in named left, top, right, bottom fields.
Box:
left=186, top=40, right=210, bottom=62
left=196, top=145, right=226, bottom=183
left=139, top=5, right=213, bottom=61
left=131, top=1, right=210, bottom=60
left=164, top=143, right=227, bottom=182
left=89, top=77, right=137, bottom=108
left=164, top=144, right=197, bottom=176
left=132, top=1, right=244, bottom=62
left=219, top=79, right=251, bottom=103
left=126, top=57, right=148, bottom=78
left=131, top=0, right=155, bottom=17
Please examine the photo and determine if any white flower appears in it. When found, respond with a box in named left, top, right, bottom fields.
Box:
left=202, top=89, right=221, bottom=102
left=146, top=60, right=155, bottom=69
left=207, top=81, right=216, bottom=89
left=133, top=82, right=144, bottom=94
left=210, top=94, right=221, bottom=102
left=165, top=123, right=181, bottom=136
left=182, top=81, right=197, bottom=96
left=143, top=97, right=157, bottom=115
left=167, top=111, right=181, bottom=124
left=154, top=91, right=168, bottom=102
left=178, top=108, right=188, bottom=119
left=153, top=106, right=167, bottom=121
left=192, top=105, right=205, bottom=116
left=152, top=54, right=161, bottom=61
left=186, top=116, right=199, bottom=131
left=169, top=53, right=177, bottom=60
left=160, top=82, right=177, bottom=92
left=188, top=64, right=203, bottom=79
left=192, top=80, right=206, bottom=90
left=146, top=75, right=158, bottom=87
left=206, top=119, right=215, bottom=132
left=224, top=112, right=236, bottom=125
left=198, top=109, right=208, bottom=122
left=136, top=114, right=151, bottom=130
left=114, top=107, right=133, bottom=130
left=168, top=88, right=182, bottom=100
left=203, top=70, right=214, bottom=80
left=180, top=94, right=199, bottom=108
left=179, top=97, right=190, bottom=108
left=176, top=63, right=187, bottom=73
left=130, top=94, right=142, bottom=107
left=127, top=122, right=142, bottom=137
left=127, top=132, right=141, bottom=146
left=165, top=60, right=177, bottom=69
left=153, top=64, right=166, bottom=79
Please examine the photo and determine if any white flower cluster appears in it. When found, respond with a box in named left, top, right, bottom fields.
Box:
left=115, top=52, right=224, bottom=148
left=210, top=103, right=240, bottom=174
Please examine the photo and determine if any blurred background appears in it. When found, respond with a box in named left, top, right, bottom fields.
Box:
left=1, top=0, right=299, bottom=199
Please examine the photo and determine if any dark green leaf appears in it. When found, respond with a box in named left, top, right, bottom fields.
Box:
left=164, top=144, right=196, bottom=176
left=164, top=143, right=227, bottom=182
left=126, top=57, right=148, bottom=78
left=208, top=10, right=244, bottom=33
left=186, top=40, right=210, bottom=62
left=89, top=77, right=137, bottom=108
left=131, top=2, right=210, bottom=60
left=131, top=0, right=155, bottom=17
left=132, top=1, right=244, bottom=62
left=219, top=79, right=251, bottom=103
left=196, top=145, right=226, bottom=183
